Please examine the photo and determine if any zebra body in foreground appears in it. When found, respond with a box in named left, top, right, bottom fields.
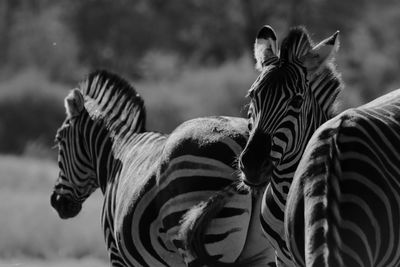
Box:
left=51, top=70, right=275, bottom=266
left=286, top=88, right=400, bottom=266
left=238, top=26, right=342, bottom=266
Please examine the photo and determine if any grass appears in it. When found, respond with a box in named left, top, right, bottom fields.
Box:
left=0, top=155, right=56, bottom=192
left=0, top=257, right=108, bottom=267
left=0, top=155, right=108, bottom=265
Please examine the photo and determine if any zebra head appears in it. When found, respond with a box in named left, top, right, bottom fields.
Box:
left=51, top=71, right=147, bottom=219
left=51, top=88, right=94, bottom=218
left=239, top=25, right=340, bottom=187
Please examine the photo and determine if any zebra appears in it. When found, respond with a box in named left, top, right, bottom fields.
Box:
left=285, top=87, right=400, bottom=266
left=237, top=25, right=343, bottom=266
left=50, top=70, right=275, bottom=266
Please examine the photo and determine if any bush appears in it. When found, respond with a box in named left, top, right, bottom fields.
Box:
left=0, top=69, right=67, bottom=156
left=137, top=56, right=257, bottom=132
left=6, top=4, right=84, bottom=83
left=0, top=58, right=257, bottom=154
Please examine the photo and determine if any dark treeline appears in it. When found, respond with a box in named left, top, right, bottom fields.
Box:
left=0, top=0, right=399, bottom=157
left=0, top=0, right=374, bottom=79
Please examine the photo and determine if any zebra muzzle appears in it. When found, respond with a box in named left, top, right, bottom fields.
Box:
left=50, top=191, right=82, bottom=219
left=239, top=159, right=273, bottom=188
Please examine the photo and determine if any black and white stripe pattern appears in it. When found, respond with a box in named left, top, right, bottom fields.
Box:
left=238, top=26, right=342, bottom=266
left=286, top=88, right=400, bottom=266
left=51, top=70, right=275, bottom=266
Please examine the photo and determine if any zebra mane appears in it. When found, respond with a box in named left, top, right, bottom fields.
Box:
left=281, top=26, right=343, bottom=117
left=80, top=70, right=146, bottom=135
left=280, top=26, right=314, bottom=61
left=310, top=62, right=343, bottom=118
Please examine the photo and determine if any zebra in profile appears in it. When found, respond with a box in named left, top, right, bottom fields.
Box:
left=238, top=26, right=342, bottom=266
left=51, top=70, right=275, bottom=266
left=285, top=86, right=400, bottom=266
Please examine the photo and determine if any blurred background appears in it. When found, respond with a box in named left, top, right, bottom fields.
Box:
left=1, top=0, right=399, bottom=266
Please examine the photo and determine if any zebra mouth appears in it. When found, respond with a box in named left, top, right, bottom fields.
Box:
left=239, top=178, right=268, bottom=197
left=50, top=192, right=82, bottom=219
left=239, top=160, right=273, bottom=188
left=242, top=179, right=269, bottom=188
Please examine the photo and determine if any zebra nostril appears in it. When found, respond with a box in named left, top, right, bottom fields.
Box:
left=50, top=192, right=82, bottom=219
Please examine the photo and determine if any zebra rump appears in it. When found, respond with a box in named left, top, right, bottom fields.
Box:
left=178, top=184, right=267, bottom=267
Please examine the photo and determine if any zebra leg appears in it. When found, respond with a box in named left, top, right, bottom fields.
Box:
left=236, top=187, right=277, bottom=267
left=177, top=184, right=253, bottom=266
left=285, top=177, right=305, bottom=267
left=104, top=229, right=128, bottom=267
left=102, top=195, right=130, bottom=267
left=260, top=185, right=295, bottom=267
left=108, top=246, right=128, bottom=267
left=274, top=251, right=295, bottom=267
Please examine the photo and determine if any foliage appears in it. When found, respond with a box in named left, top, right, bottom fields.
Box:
left=0, top=58, right=255, bottom=152
left=139, top=56, right=256, bottom=132
left=0, top=1, right=84, bottom=83
left=65, top=0, right=272, bottom=76
left=0, top=69, right=66, bottom=156
left=0, top=0, right=400, bottom=154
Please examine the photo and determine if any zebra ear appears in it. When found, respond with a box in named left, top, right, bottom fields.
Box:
left=65, top=89, right=84, bottom=118
left=301, top=31, right=340, bottom=75
left=254, top=25, right=279, bottom=71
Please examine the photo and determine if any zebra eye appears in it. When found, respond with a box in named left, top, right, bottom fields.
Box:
left=290, top=95, right=303, bottom=109
left=247, top=122, right=253, bottom=132
left=247, top=108, right=254, bottom=132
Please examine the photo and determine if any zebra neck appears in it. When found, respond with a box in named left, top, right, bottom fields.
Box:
left=97, top=131, right=167, bottom=194
left=310, top=65, right=342, bottom=117
left=87, top=124, right=140, bottom=194
left=272, top=108, right=328, bottom=199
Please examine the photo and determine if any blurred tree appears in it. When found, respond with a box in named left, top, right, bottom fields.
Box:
left=0, top=70, right=65, bottom=155
left=0, top=0, right=17, bottom=66
left=0, top=0, right=400, bottom=156
left=343, top=0, right=400, bottom=102
left=311, top=0, right=367, bottom=37
left=0, top=0, right=83, bottom=83
left=66, top=0, right=290, bottom=75
left=66, top=0, right=155, bottom=78
left=239, top=0, right=280, bottom=52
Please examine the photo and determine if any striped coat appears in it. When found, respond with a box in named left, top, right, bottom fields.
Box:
left=51, top=70, right=275, bottom=266
left=286, top=88, right=400, bottom=267
left=238, top=26, right=342, bottom=266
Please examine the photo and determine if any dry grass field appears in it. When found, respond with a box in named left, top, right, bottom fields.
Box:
left=0, top=155, right=108, bottom=266
left=0, top=257, right=107, bottom=267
